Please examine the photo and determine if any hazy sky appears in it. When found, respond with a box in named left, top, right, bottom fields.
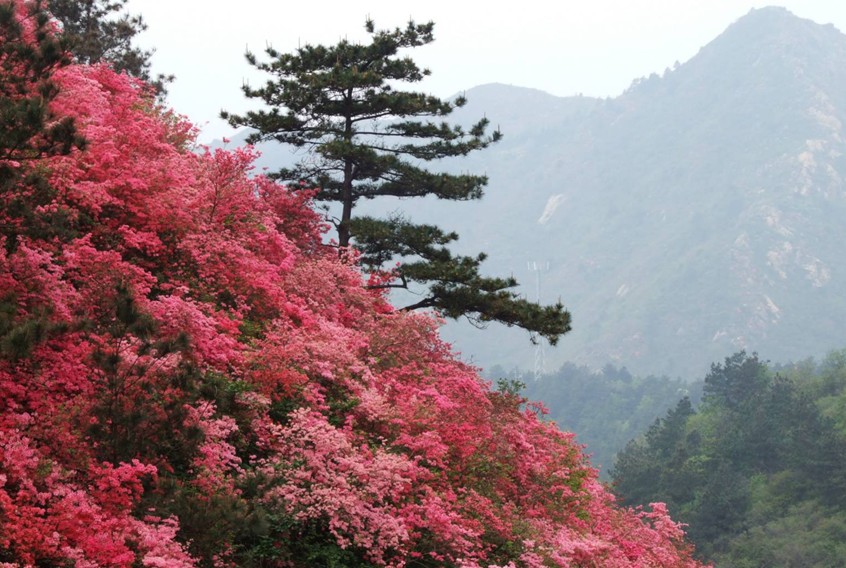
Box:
left=127, top=1, right=846, bottom=142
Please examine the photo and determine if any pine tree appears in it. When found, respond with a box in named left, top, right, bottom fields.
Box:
left=222, top=19, right=571, bottom=345
left=0, top=0, right=84, bottom=251
left=49, top=0, right=172, bottom=94
left=0, top=0, right=80, bottom=162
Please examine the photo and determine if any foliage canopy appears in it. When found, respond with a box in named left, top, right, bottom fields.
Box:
left=612, top=350, right=846, bottom=565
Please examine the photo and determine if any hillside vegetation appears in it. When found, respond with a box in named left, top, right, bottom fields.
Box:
left=0, top=3, right=703, bottom=566
left=612, top=350, right=846, bottom=566
left=520, top=364, right=703, bottom=477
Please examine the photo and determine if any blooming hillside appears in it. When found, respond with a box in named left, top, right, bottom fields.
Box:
left=0, top=3, right=706, bottom=566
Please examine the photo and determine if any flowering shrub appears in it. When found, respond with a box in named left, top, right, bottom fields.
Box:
left=0, top=3, right=707, bottom=566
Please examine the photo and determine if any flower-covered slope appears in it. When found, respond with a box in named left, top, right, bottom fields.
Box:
left=0, top=5, right=706, bottom=566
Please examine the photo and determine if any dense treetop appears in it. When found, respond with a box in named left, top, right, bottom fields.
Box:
left=0, top=3, right=703, bottom=566
left=612, top=350, right=846, bottom=566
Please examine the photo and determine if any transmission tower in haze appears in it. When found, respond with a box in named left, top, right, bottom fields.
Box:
left=527, top=260, right=550, bottom=380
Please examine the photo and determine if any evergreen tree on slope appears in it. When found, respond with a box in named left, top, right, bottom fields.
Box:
left=222, top=18, right=571, bottom=345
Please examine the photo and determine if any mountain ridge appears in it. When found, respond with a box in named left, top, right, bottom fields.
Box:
left=435, top=6, right=846, bottom=378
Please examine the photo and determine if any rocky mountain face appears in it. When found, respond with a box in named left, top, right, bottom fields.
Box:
left=245, top=7, right=846, bottom=379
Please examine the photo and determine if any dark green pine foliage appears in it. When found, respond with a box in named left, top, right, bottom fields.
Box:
left=0, top=0, right=85, bottom=251
left=0, top=0, right=80, bottom=163
left=222, top=19, right=571, bottom=345
left=49, top=0, right=172, bottom=94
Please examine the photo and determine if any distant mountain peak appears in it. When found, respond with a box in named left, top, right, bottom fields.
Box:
left=619, top=3, right=846, bottom=126
left=700, top=4, right=845, bottom=61
left=729, top=5, right=812, bottom=32
left=743, top=5, right=796, bottom=20
left=435, top=8, right=846, bottom=379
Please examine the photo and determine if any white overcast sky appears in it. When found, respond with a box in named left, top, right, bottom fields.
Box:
left=127, top=1, right=846, bottom=143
